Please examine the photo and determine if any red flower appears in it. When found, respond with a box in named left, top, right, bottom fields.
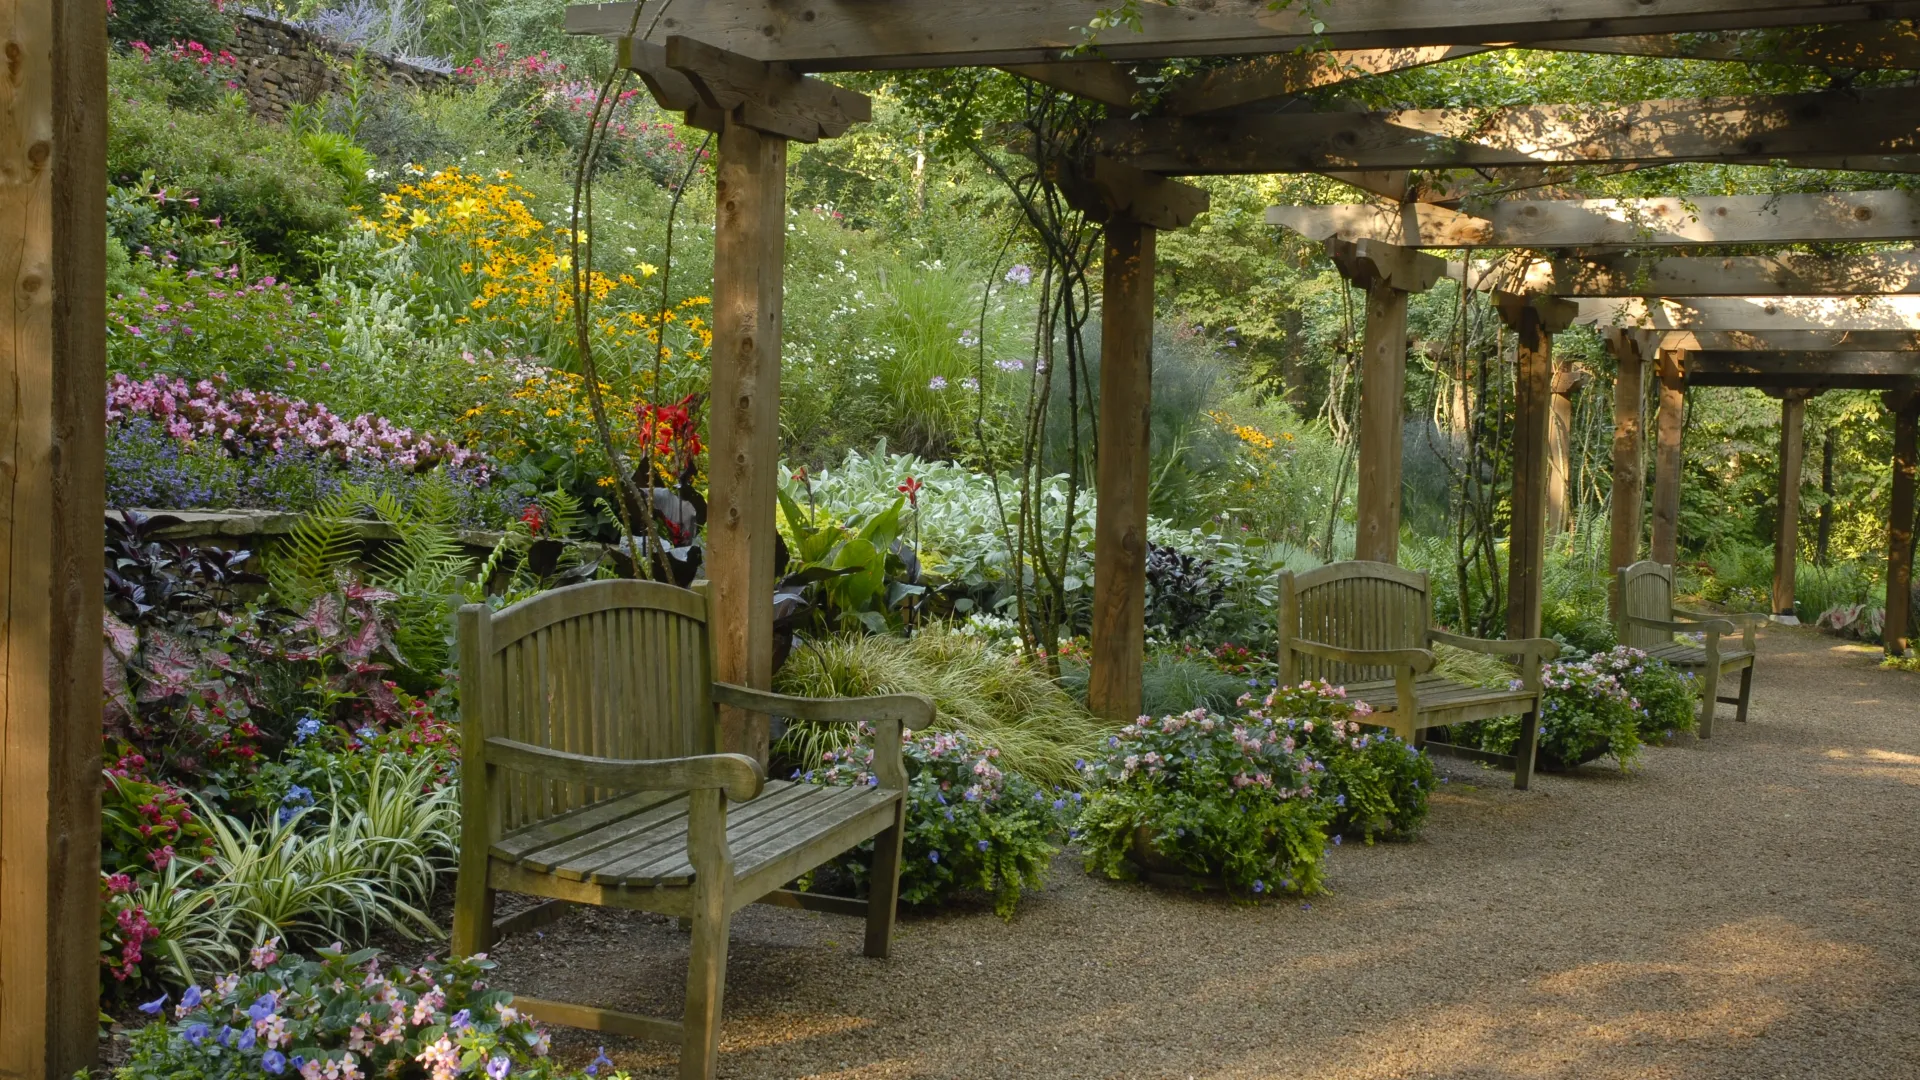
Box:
left=897, top=476, right=923, bottom=509
left=520, top=503, right=546, bottom=535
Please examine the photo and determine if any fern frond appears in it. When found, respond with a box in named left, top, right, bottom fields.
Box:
left=267, top=486, right=363, bottom=610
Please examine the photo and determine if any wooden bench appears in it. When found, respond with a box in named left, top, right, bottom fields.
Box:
left=1278, top=561, right=1559, bottom=789
left=451, top=580, right=931, bottom=1080
left=1616, top=560, right=1761, bottom=738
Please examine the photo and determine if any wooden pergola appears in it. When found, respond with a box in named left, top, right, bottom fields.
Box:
left=11, top=0, right=1920, bottom=1072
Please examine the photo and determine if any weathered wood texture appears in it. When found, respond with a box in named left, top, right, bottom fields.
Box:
left=0, top=0, right=108, bottom=1073
left=1102, top=85, right=1920, bottom=174
left=1685, top=350, right=1920, bottom=390
left=453, top=582, right=922, bottom=1079
left=1607, top=331, right=1647, bottom=609
left=1551, top=251, right=1920, bottom=297
left=1160, top=46, right=1490, bottom=115
left=1886, top=394, right=1920, bottom=656
left=565, top=1, right=1914, bottom=69
left=1089, top=219, right=1154, bottom=723
left=1579, top=295, right=1920, bottom=332
left=1652, top=351, right=1687, bottom=566
left=999, top=60, right=1137, bottom=108
left=1497, top=295, right=1575, bottom=641
left=1356, top=279, right=1410, bottom=564
left=1275, top=562, right=1556, bottom=788
left=1656, top=329, right=1920, bottom=352
left=1269, top=190, right=1920, bottom=248
left=1049, top=157, right=1209, bottom=232
left=1533, top=20, right=1920, bottom=67
left=708, top=118, right=785, bottom=765
left=1773, top=395, right=1808, bottom=618
left=1616, top=561, right=1760, bottom=736
left=660, top=36, right=871, bottom=141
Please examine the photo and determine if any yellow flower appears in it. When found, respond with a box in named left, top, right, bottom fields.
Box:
left=638, top=262, right=659, bottom=279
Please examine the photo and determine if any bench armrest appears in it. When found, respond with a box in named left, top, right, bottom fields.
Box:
left=1674, top=607, right=1760, bottom=648
left=1427, top=628, right=1558, bottom=689
left=485, top=738, right=765, bottom=803
left=1287, top=637, right=1436, bottom=674
left=1627, top=614, right=1736, bottom=637
left=712, top=682, right=930, bottom=791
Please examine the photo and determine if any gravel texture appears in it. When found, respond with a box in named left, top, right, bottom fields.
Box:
left=487, top=624, right=1920, bottom=1079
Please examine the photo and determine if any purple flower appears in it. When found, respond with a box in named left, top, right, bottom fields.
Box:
left=976, top=839, right=989, bottom=851
left=587, top=1048, right=615, bottom=1076
left=180, top=985, right=203, bottom=1010
left=449, top=1008, right=472, bottom=1032
left=262, top=1051, right=287, bottom=1075
left=247, top=992, right=277, bottom=1022
left=487, top=1055, right=512, bottom=1080
left=928, top=851, right=940, bottom=864
left=238, top=1026, right=257, bottom=1051
left=1005, top=264, right=1034, bottom=286
left=184, top=1022, right=210, bottom=1045
left=927, top=376, right=948, bottom=391
left=138, top=993, right=168, bottom=1015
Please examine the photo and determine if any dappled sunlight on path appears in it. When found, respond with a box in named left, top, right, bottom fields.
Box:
left=487, top=623, right=1920, bottom=1079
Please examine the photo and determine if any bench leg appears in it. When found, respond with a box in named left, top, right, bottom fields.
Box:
left=1696, top=662, right=1721, bottom=740
left=681, top=789, right=732, bottom=1080
left=1734, top=664, right=1754, bottom=723
left=1512, top=709, right=1540, bottom=791
left=451, top=866, right=496, bottom=957
left=864, top=803, right=906, bottom=959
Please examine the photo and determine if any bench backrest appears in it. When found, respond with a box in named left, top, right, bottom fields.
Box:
left=458, top=580, right=715, bottom=832
left=1277, top=560, right=1432, bottom=685
left=1616, top=560, right=1676, bottom=650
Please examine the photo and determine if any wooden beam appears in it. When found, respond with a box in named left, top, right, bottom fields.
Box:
left=1530, top=20, right=1920, bottom=68
left=1886, top=392, right=1920, bottom=656
left=1495, top=294, right=1577, bottom=640
left=708, top=115, right=786, bottom=766
left=1050, top=156, right=1210, bottom=231
left=1685, top=350, right=1920, bottom=389
left=1268, top=190, right=1920, bottom=248
left=1651, top=349, right=1688, bottom=565
left=1549, top=251, right=1920, bottom=296
left=1089, top=219, right=1155, bottom=723
left=1579, top=295, right=1920, bottom=332
left=1102, top=85, right=1920, bottom=175
left=564, top=1, right=1918, bottom=70
left=1606, top=330, right=1647, bottom=612
left=1773, top=393, right=1811, bottom=619
left=1160, top=46, right=1492, bottom=116
left=1000, top=61, right=1138, bottom=108
left=1656, top=329, right=1920, bottom=351
left=1, top=0, right=107, bottom=1071
left=661, top=36, right=870, bottom=141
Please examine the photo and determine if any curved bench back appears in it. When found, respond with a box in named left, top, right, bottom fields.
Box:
left=1616, top=561, right=1675, bottom=650
left=1277, top=560, right=1431, bottom=685
left=459, top=580, right=714, bottom=830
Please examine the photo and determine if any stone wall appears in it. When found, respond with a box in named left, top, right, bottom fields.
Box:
left=228, top=13, right=452, bottom=124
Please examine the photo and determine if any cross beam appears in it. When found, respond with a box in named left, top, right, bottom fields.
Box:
left=1532, top=20, right=1920, bottom=68
left=1100, top=85, right=1920, bottom=175
left=1269, top=191, right=1920, bottom=249
left=564, top=1, right=1916, bottom=70
left=1654, top=329, right=1920, bottom=351
left=1685, top=350, right=1920, bottom=390
left=1544, top=251, right=1920, bottom=296
left=1578, top=295, right=1920, bottom=332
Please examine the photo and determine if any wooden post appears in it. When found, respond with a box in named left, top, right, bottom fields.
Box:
left=1885, top=392, right=1920, bottom=657
left=1816, top=426, right=1836, bottom=566
left=1088, top=218, right=1155, bottom=723
left=1606, top=331, right=1645, bottom=612
left=1546, top=361, right=1590, bottom=536
left=1650, top=349, right=1688, bottom=567
left=1326, top=238, right=1445, bottom=564
left=1, top=0, right=108, bottom=1073
left=707, top=116, right=786, bottom=764
left=1771, top=390, right=1811, bottom=622
left=1496, top=294, right=1576, bottom=641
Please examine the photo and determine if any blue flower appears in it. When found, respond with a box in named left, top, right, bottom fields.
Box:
left=180, top=985, right=203, bottom=1010
left=1333, top=834, right=1343, bottom=846
left=1052, top=798, right=1066, bottom=811
left=276, top=807, right=296, bottom=825
left=1252, top=880, right=1265, bottom=893
left=238, top=1026, right=257, bottom=1051
left=928, top=851, right=940, bottom=864
left=262, top=1051, right=287, bottom=1075
left=247, top=992, right=277, bottom=1023
left=1334, top=794, right=1346, bottom=807
left=218, top=1026, right=235, bottom=1047
left=976, top=839, right=989, bottom=851
left=183, top=1022, right=210, bottom=1046
left=282, top=785, right=313, bottom=806
left=586, top=1048, right=615, bottom=1077
left=293, top=716, right=323, bottom=743
left=138, top=993, right=168, bottom=1016
left=450, top=1008, right=472, bottom=1032
left=487, top=1055, right=512, bottom=1080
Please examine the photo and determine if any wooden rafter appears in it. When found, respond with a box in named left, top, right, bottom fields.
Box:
left=999, top=61, right=1138, bottom=108
left=1655, top=329, right=1920, bottom=350
left=1160, top=46, right=1491, bottom=116
left=1526, top=251, right=1920, bottom=296
left=1099, top=85, right=1920, bottom=174
left=564, top=1, right=1919, bottom=70
left=1530, top=20, right=1920, bottom=68
left=1685, top=350, right=1920, bottom=389
left=1577, top=295, right=1920, bottom=331
left=1268, top=191, right=1920, bottom=248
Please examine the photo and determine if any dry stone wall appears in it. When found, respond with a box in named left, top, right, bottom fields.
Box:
left=228, top=13, right=451, bottom=123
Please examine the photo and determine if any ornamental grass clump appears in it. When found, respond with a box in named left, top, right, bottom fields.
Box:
left=115, top=944, right=622, bottom=1080
left=807, top=726, right=1072, bottom=919
left=1076, top=708, right=1333, bottom=898
left=1250, top=681, right=1435, bottom=843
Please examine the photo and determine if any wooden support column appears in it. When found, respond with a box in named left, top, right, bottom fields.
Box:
left=1, top=0, right=108, bottom=1073
left=1605, top=330, right=1646, bottom=614
left=1063, top=157, right=1207, bottom=724
left=1089, top=218, right=1155, bottom=723
left=1885, top=391, right=1920, bottom=657
left=1325, top=238, right=1446, bottom=564
left=1547, top=361, right=1591, bottom=535
left=1496, top=294, right=1577, bottom=641
left=1650, top=349, right=1688, bottom=567
left=1770, top=389, right=1814, bottom=622
left=643, top=39, right=872, bottom=764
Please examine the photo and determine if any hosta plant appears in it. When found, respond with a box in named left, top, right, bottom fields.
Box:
left=805, top=726, right=1071, bottom=918
left=115, top=944, right=623, bottom=1080
left=1076, top=708, right=1333, bottom=897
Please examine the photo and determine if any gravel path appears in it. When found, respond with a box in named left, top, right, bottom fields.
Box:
left=488, top=624, right=1920, bottom=1079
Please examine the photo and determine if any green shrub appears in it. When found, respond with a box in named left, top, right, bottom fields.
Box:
left=1261, top=682, right=1435, bottom=842
left=1076, top=708, right=1333, bottom=897
left=1456, top=655, right=1643, bottom=771
left=109, top=0, right=234, bottom=50
left=1590, top=646, right=1700, bottom=739
left=774, top=628, right=1110, bottom=787
left=807, top=728, right=1071, bottom=918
